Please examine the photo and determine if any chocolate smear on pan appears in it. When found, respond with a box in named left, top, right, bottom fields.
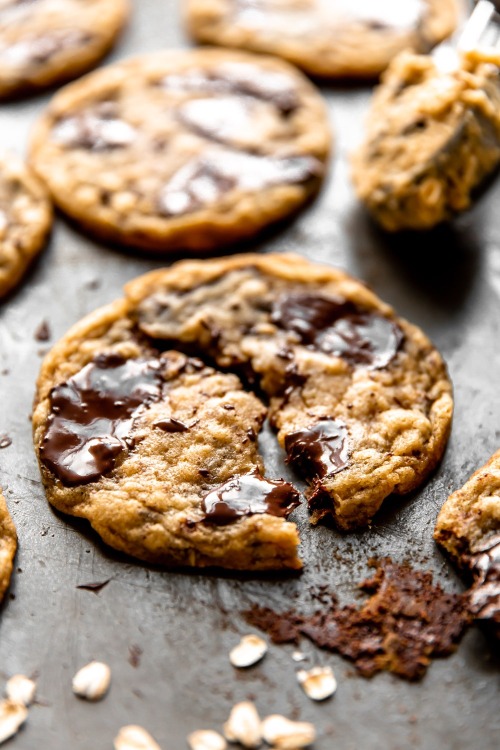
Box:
left=40, top=354, right=164, bottom=486
left=245, top=559, right=471, bottom=680
left=272, top=293, right=403, bottom=369
left=201, top=471, right=300, bottom=525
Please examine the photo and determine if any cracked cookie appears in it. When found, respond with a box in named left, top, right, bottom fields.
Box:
left=127, top=253, right=453, bottom=531
left=29, top=49, right=330, bottom=252
left=33, top=307, right=301, bottom=571
left=0, top=491, right=17, bottom=601
left=0, top=152, right=52, bottom=300
left=0, top=0, right=129, bottom=98
left=352, top=50, right=500, bottom=231
left=435, top=451, right=500, bottom=637
left=185, top=0, right=459, bottom=79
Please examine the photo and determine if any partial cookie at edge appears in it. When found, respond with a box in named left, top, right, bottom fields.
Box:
left=0, top=491, right=17, bottom=601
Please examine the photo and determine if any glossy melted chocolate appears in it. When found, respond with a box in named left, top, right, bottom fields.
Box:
left=272, top=293, right=403, bottom=369
left=468, top=536, right=500, bottom=629
left=201, top=472, right=300, bottom=525
left=285, top=419, right=349, bottom=480
left=40, top=354, right=164, bottom=486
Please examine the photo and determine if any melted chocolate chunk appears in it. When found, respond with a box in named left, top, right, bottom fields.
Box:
left=4, top=29, right=92, bottom=67
left=40, top=355, right=164, bottom=486
left=154, top=417, right=189, bottom=433
left=245, top=559, right=471, bottom=681
left=201, top=472, right=300, bottom=525
left=468, top=536, right=500, bottom=632
left=52, top=110, right=136, bottom=151
left=272, top=293, right=403, bottom=369
left=285, top=419, right=349, bottom=480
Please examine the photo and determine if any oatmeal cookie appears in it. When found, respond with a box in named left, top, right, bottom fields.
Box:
left=33, top=301, right=301, bottom=571
left=0, top=152, right=52, bottom=300
left=0, top=491, right=17, bottom=601
left=29, top=49, right=330, bottom=252
left=185, top=0, right=459, bottom=79
left=0, top=0, right=130, bottom=98
left=127, top=253, right=453, bottom=531
left=352, top=50, right=500, bottom=232
left=435, top=451, right=500, bottom=635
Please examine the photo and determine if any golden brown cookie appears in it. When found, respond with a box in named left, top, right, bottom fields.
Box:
left=185, top=0, right=459, bottom=79
left=0, top=152, right=52, bottom=300
left=29, top=49, right=330, bottom=253
left=435, top=451, right=500, bottom=635
left=352, top=50, right=500, bottom=231
left=0, top=0, right=130, bottom=99
left=0, top=491, right=17, bottom=601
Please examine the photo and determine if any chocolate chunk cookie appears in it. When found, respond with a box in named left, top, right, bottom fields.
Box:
left=0, top=491, right=17, bottom=601
left=33, top=303, right=301, bottom=571
left=185, top=0, right=459, bottom=79
left=352, top=50, right=500, bottom=231
left=435, top=451, right=500, bottom=637
left=0, top=0, right=129, bottom=98
left=29, top=49, right=330, bottom=252
left=0, top=152, right=52, bottom=300
left=127, top=253, right=453, bottom=531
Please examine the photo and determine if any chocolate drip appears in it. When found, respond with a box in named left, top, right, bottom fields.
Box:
left=40, top=354, right=164, bottom=486
left=201, top=472, right=300, bottom=525
left=468, top=536, right=500, bottom=630
left=154, top=417, right=189, bottom=433
left=285, top=419, right=349, bottom=480
left=272, top=293, right=403, bottom=369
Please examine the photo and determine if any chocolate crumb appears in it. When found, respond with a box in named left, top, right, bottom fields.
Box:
left=34, top=320, right=51, bottom=342
left=0, top=435, right=12, bottom=449
left=76, top=579, right=111, bottom=594
left=245, top=559, right=471, bottom=680
left=128, top=644, right=143, bottom=668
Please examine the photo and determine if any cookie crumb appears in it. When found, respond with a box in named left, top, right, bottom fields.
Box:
left=187, top=729, right=227, bottom=750
left=114, top=725, right=162, bottom=750
left=223, top=701, right=262, bottom=749
left=5, top=676, right=36, bottom=707
left=229, top=635, right=267, bottom=668
left=0, top=699, right=28, bottom=744
left=72, top=661, right=111, bottom=701
left=297, top=666, right=337, bottom=701
left=261, top=715, right=316, bottom=749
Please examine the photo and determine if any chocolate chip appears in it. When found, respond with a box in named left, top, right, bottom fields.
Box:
left=52, top=112, right=136, bottom=151
left=272, top=293, right=403, bottom=369
left=154, top=417, right=189, bottom=433
left=34, top=320, right=51, bottom=342
left=0, top=435, right=12, bottom=449
left=285, top=419, right=349, bottom=480
left=201, top=471, right=300, bottom=525
left=40, top=355, right=164, bottom=486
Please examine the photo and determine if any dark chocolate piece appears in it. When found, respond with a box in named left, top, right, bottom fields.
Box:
left=201, top=472, right=300, bottom=525
left=154, top=417, right=189, bottom=433
left=245, top=559, right=471, bottom=681
left=285, top=419, right=349, bottom=480
left=468, top=536, right=500, bottom=632
left=5, top=29, right=92, bottom=67
left=52, top=110, right=136, bottom=151
left=272, top=293, right=403, bottom=369
left=0, top=435, right=12, bottom=449
left=34, top=320, right=51, bottom=342
left=40, top=354, right=164, bottom=486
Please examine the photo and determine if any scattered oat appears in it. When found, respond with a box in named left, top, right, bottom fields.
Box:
left=229, top=635, right=268, bottom=668
left=0, top=699, right=28, bottom=744
left=223, top=701, right=262, bottom=749
left=72, top=661, right=111, bottom=701
left=292, top=651, right=307, bottom=663
left=187, top=729, right=227, bottom=750
left=297, top=666, right=337, bottom=701
left=114, top=725, right=162, bottom=750
left=5, top=675, right=36, bottom=707
left=261, top=715, right=316, bottom=749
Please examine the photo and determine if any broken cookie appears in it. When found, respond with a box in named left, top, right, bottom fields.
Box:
left=352, top=49, right=500, bottom=231
left=435, top=450, right=500, bottom=637
left=29, top=49, right=330, bottom=252
left=0, top=491, right=17, bottom=602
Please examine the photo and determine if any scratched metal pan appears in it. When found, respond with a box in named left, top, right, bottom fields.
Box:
left=0, top=1, right=498, bottom=748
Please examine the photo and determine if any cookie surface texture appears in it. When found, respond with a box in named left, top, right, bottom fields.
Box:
left=352, top=51, right=500, bottom=231
left=128, top=253, right=453, bottom=531
left=29, top=49, right=330, bottom=252
left=0, top=491, right=17, bottom=601
left=435, top=451, right=500, bottom=634
left=0, top=153, right=52, bottom=300
left=0, top=0, right=130, bottom=98
left=33, top=299, right=302, bottom=571
left=185, top=0, right=459, bottom=79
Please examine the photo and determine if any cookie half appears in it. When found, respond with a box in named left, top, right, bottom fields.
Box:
left=185, top=0, right=459, bottom=79
left=29, top=49, right=331, bottom=252
left=33, top=302, right=301, bottom=571
left=352, top=51, right=500, bottom=231
left=128, top=253, right=453, bottom=531
left=435, top=451, right=500, bottom=636
left=0, top=491, right=17, bottom=601
left=0, top=153, right=52, bottom=300
left=0, top=0, right=130, bottom=98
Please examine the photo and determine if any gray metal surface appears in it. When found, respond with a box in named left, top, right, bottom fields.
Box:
left=0, top=2, right=499, bottom=747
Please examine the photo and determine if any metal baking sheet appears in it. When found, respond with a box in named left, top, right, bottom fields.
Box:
left=0, top=2, right=498, bottom=747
